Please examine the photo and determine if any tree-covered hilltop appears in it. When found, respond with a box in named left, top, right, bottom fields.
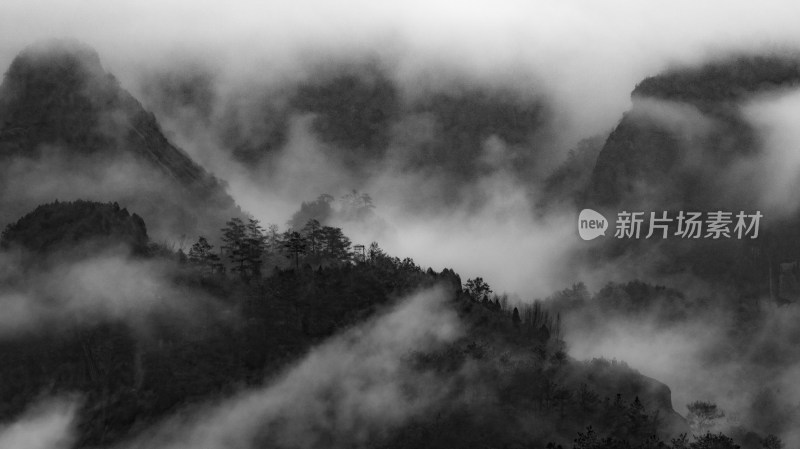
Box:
left=286, top=190, right=381, bottom=230
left=0, top=200, right=149, bottom=256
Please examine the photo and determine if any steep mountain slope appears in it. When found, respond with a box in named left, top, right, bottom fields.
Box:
left=0, top=40, right=240, bottom=239
left=587, top=55, right=800, bottom=211
left=578, top=55, right=800, bottom=290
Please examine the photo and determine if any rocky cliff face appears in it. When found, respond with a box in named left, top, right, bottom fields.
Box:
left=0, top=40, right=239, bottom=239
left=587, top=55, right=800, bottom=211
left=588, top=56, right=800, bottom=215
left=577, top=55, right=800, bottom=289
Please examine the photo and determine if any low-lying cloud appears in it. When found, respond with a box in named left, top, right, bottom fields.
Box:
left=0, top=398, right=78, bottom=449
left=1, top=286, right=463, bottom=449
left=0, top=247, right=217, bottom=337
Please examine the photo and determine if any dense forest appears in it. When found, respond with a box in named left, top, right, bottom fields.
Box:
left=0, top=200, right=787, bottom=449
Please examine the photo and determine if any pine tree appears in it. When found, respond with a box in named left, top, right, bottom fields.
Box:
left=342, top=190, right=377, bottom=221
left=302, top=219, right=323, bottom=256
left=686, top=401, right=724, bottom=434
left=265, top=224, right=279, bottom=250
left=221, top=218, right=248, bottom=279
left=188, top=236, right=221, bottom=274
left=321, top=226, right=351, bottom=262
left=626, top=396, right=652, bottom=440
left=282, top=230, right=307, bottom=270
left=367, top=241, right=385, bottom=262
left=245, top=218, right=266, bottom=279
left=464, top=277, right=492, bottom=301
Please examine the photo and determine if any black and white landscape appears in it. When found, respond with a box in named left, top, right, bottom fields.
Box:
left=1, top=2, right=800, bottom=448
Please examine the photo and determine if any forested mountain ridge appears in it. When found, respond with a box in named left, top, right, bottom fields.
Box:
left=0, top=200, right=691, bottom=448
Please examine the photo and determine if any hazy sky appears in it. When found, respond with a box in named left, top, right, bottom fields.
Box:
left=3, top=0, right=800, bottom=143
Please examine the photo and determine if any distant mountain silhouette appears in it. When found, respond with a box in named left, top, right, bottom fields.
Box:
left=633, top=55, right=800, bottom=106
left=0, top=39, right=240, bottom=238
left=193, top=62, right=548, bottom=191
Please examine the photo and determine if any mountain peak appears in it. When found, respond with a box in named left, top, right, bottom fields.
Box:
left=0, top=41, right=240, bottom=239
left=0, top=39, right=121, bottom=155
left=8, top=38, right=103, bottom=75
left=1, top=38, right=109, bottom=104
